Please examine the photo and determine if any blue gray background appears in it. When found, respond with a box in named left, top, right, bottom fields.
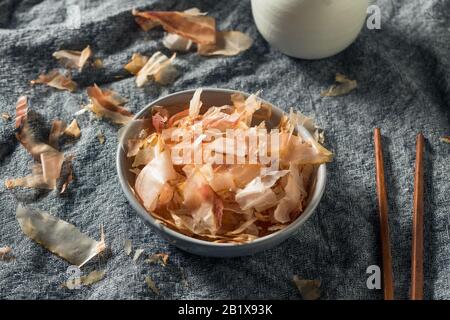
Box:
left=0, top=0, right=449, bottom=299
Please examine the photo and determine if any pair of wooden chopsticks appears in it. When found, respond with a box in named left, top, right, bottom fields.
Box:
left=374, top=128, right=425, bottom=300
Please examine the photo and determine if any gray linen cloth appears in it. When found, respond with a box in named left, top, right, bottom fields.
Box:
left=0, top=0, right=449, bottom=299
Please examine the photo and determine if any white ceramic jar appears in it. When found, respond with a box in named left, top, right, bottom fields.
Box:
left=251, top=0, right=369, bottom=59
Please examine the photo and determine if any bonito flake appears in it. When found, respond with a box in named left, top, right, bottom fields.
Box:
left=5, top=96, right=66, bottom=190
left=440, top=136, right=450, bottom=144
left=63, top=270, right=106, bottom=289
left=293, top=275, right=321, bottom=300
left=52, top=45, right=92, bottom=71
left=133, top=9, right=216, bottom=45
left=0, top=246, right=13, bottom=261
left=86, top=84, right=134, bottom=125
left=16, top=204, right=106, bottom=267
left=125, top=51, right=178, bottom=87
left=197, top=31, right=253, bottom=56
left=31, top=69, right=77, bottom=92
left=163, top=33, right=193, bottom=52
left=123, top=89, right=333, bottom=243
left=133, top=8, right=252, bottom=57
left=321, top=73, right=357, bottom=97
left=64, top=119, right=81, bottom=139
left=146, top=253, right=169, bottom=266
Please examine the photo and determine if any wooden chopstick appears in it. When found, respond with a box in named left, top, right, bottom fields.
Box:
left=411, top=133, right=425, bottom=300
left=374, top=128, right=395, bottom=300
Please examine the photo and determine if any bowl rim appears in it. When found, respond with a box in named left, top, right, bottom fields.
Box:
left=116, top=87, right=327, bottom=248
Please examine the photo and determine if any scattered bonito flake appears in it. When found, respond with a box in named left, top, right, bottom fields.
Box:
left=15, top=95, right=27, bottom=127
left=160, top=8, right=205, bottom=51
left=293, top=276, right=321, bottom=300
left=197, top=31, right=253, bottom=56
left=0, top=246, right=13, bottom=261
left=31, top=69, right=77, bottom=92
left=145, top=276, right=160, bottom=295
left=64, top=119, right=81, bottom=139
left=134, top=7, right=206, bottom=33
left=63, top=270, right=106, bottom=289
left=440, top=136, right=450, bottom=144
left=1, top=112, right=11, bottom=121
left=97, top=131, right=105, bottom=144
left=145, top=253, right=169, bottom=266
left=40, top=151, right=65, bottom=189
left=124, top=53, right=149, bottom=75
left=132, top=9, right=216, bottom=45
left=79, top=270, right=105, bottom=285
left=134, top=14, right=160, bottom=32
left=16, top=204, right=106, bottom=267
left=125, top=51, right=178, bottom=87
left=86, top=84, right=134, bottom=125
left=321, top=73, right=357, bottom=97
left=14, top=97, right=56, bottom=158
left=133, top=8, right=252, bottom=57
left=124, top=239, right=132, bottom=255
left=5, top=96, right=66, bottom=190
left=133, top=248, right=145, bottom=262
left=163, top=33, right=193, bottom=52
left=60, top=155, right=74, bottom=194
left=5, top=163, right=54, bottom=190
left=49, top=119, right=67, bottom=149
left=74, top=107, right=88, bottom=116
left=52, top=45, right=93, bottom=72
left=93, top=58, right=103, bottom=69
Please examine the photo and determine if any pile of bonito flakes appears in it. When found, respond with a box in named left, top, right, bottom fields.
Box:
left=125, top=89, right=333, bottom=243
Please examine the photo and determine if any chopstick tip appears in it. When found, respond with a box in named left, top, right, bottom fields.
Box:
left=416, top=132, right=425, bottom=145
left=374, top=128, right=381, bottom=138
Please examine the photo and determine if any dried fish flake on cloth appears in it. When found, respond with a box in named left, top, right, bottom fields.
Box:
left=13, top=96, right=58, bottom=159
left=62, top=270, right=106, bottom=289
left=5, top=96, right=66, bottom=190
left=135, top=52, right=178, bottom=87
left=197, top=31, right=253, bottom=56
left=0, top=246, right=13, bottom=261
left=52, top=45, right=92, bottom=71
left=16, top=204, right=106, bottom=268
left=133, top=8, right=252, bottom=57
left=86, top=84, right=134, bottom=125
left=31, top=69, right=77, bottom=92
left=320, top=73, right=357, bottom=97
left=64, top=119, right=81, bottom=138
left=132, top=9, right=216, bottom=45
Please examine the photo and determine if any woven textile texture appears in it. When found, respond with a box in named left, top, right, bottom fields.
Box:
left=0, top=0, right=449, bottom=299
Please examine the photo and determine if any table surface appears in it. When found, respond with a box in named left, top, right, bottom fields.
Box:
left=0, top=0, right=449, bottom=299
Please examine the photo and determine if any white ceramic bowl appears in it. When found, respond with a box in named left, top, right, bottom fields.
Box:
left=116, top=88, right=327, bottom=257
left=251, top=0, right=369, bottom=59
